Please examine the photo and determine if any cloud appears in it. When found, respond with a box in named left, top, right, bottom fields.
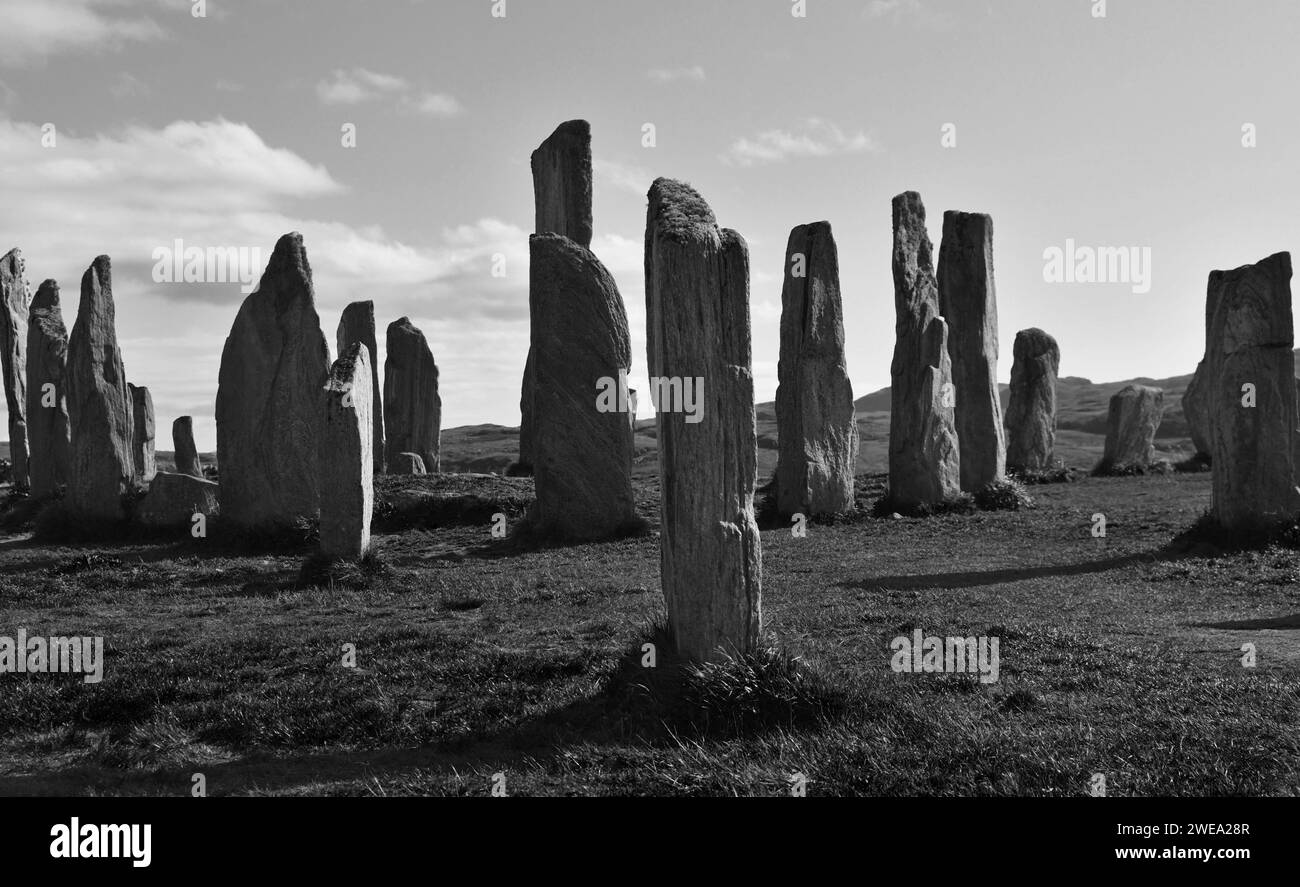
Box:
left=316, top=67, right=463, bottom=117
left=594, top=158, right=652, bottom=196
left=0, top=0, right=165, bottom=67
left=109, top=71, right=151, bottom=100
left=863, top=0, right=954, bottom=28
left=646, top=66, right=706, bottom=83
left=722, top=118, right=880, bottom=167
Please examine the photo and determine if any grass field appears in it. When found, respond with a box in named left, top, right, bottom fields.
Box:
left=1, top=465, right=1297, bottom=797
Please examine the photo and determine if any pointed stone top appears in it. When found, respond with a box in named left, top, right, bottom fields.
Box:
left=32, top=279, right=60, bottom=310
left=251, top=232, right=315, bottom=303
left=327, top=341, right=365, bottom=391
left=540, top=119, right=590, bottom=142
left=82, top=255, right=112, bottom=293
left=2, top=247, right=21, bottom=267
left=647, top=178, right=718, bottom=239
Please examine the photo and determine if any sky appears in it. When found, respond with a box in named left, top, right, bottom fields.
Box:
left=3, top=0, right=1300, bottom=451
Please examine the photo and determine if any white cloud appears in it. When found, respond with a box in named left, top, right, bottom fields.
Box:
left=646, top=66, right=706, bottom=83
left=0, top=0, right=165, bottom=67
left=864, top=0, right=954, bottom=28
left=316, top=68, right=463, bottom=117
left=722, top=118, right=880, bottom=167
left=593, top=158, right=651, bottom=196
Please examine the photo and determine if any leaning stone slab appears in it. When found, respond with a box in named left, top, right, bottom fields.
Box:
left=774, top=221, right=857, bottom=517
left=1204, top=252, right=1300, bottom=528
left=888, top=192, right=960, bottom=509
left=172, top=416, right=204, bottom=477
left=66, top=256, right=134, bottom=521
left=383, top=317, right=441, bottom=474
left=25, top=279, right=71, bottom=497
left=528, top=233, right=637, bottom=539
left=645, top=177, right=761, bottom=663
left=130, top=383, right=156, bottom=483
left=337, top=300, right=385, bottom=475
left=136, top=471, right=219, bottom=529
left=1, top=248, right=30, bottom=488
left=1096, top=384, right=1165, bottom=474
left=1182, top=359, right=1211, bottom=460
left=938, top=210, right=1005, bottom=490
left=215, top=233, right=331, bottom=529
left=1005, top=328, right=1060, bottom=472
left=320, top=343, right=373, bottom=560
left=391, top=452, right=427, bottom=475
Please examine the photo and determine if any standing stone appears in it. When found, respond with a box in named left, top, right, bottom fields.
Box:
left=129, top=384, right=156, bottom=483
left=136, top=472, right=219, bottom=529
left=774, top=221, right=857, bottom=517
left=320, top=343, right=373, bottom=560
left=1097, top=384, right=1165, bottom=474
left=1183, top=359, right=1211, bottom=460
left=216, top=233, right=331, bottom=529
left=66, top=256, right=134, bottom=521
left=391, top=452, right=426, bottom=475
left=645, top=178, right=761, bottom=663
left=938, top=211, right=1006, bottom=490
left=528, top=233, right=637, bottom=539
left=1005, top=328, right=1060, bottom=472
left=337, top=300, right=385, bottom=474
left=532, top=120, right=593, bottom=249
left=628, top=388, right=638, bottom=435
left=888, top=192, right=961, bottom=509
left=1, top=248, right=30, bottom=488
left=520, top=120, right=594, bottom=471
left=1204, top=253, right=1300, bottom=528
left=172, top=416, right=203, bottom=477
left=25, top=280, right=70, bottom=497
left=383, top=317, right=441, bottom=474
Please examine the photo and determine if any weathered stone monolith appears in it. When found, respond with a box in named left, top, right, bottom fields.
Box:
left=25, top=280, right=70, bottom=497
left=1204, top=253, right=1300, bottom=528
left=320, top=343, right=373, bottom=560
left=337, top=301, right=385, bottom=474
left=136, top=471, right=218, bottom=529
left=172, top=416, right=203, bottom=477
left=1, top=248, right=30, bottom=488
left=1096, top=384, right=1165, bottom=474
left=645, top=177, right=761, bottom=662
left=774, top=221, right=857, bottom=517
left=1005, top=328, right=1060, bottom=472
left=528, top=233, right=637, bottom=539
left=938, top=211, right=1005, bottom=490
left=215, top=233, right=331, bottom=529
left=66, top=256, right=134, bottom=521
left=383, top=317, right=440, bottom=474
left=520, top=120, right=594, bottom=472
left=130, top=383, right=156, bottom=483
left=888, top=192, right=961, bottom=509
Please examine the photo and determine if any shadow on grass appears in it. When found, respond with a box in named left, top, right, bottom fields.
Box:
left=1190, top=614, right=1300, bottom=631
left=838, top=551, right=1160, bottom=592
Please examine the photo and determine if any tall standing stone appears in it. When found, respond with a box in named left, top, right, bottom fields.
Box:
left=66, top=256, right=134, bottom=521
left=25, top=280, right=70, bottom=497
left=1, top=248, right=30, bottom=488
left=1004, top=328, right=1060, bottom=472
left=1204, top=253, right=1300, bottom=528
left=520, top=120, right=594, bottom=471
left=1096, top=384, right=1165, bottom=474
left=383, top=317, right=441, bottom=474
left=337, top=301, right=385, bottom=474
left=216, top=233, right=331, bottom=529
left=172, top=416, right=203, bottom=477
left=528, top=233, right=637, bottom=539
left=645, top=178, right=761, bottom=662
left=938, top=211, right=1005, bottom=490
left=320, top=343, right=373, bottom=560
left=129, top=384, right=156, bottom=483
left=888, top=192, right=961, bottom=509
left=774, top=221, right=858, bottom=517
